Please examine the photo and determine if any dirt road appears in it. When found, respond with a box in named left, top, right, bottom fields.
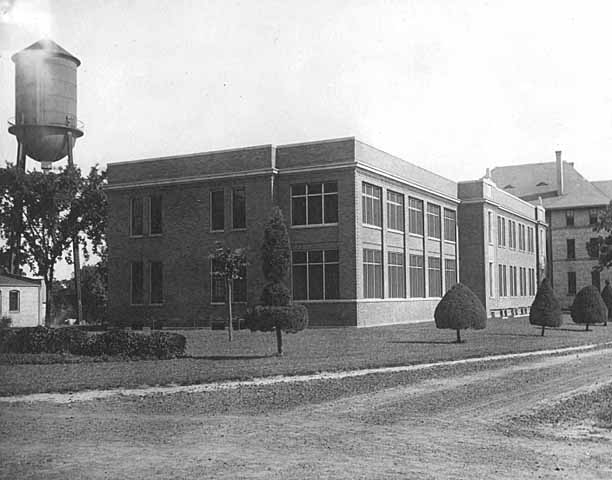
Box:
left=2, top=349, right=612, bottom=479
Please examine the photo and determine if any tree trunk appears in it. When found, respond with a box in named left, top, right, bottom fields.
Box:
left=45, top=271, right=53, bottom=326
left=226, top=279, right=233, bottom=342
left=276, top=325, right=283, bottom=356
left=541, top=325, right=545, bottom=336
left=586, top=323, right=590, bottom=332
left=456, top=329, right=461, bottom=343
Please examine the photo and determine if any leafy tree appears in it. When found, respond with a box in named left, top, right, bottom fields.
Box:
left=0, top=164, right=107, bottom=324
left=601, top=280, right=612, bottom=327
left=529, top=278, right=563, bottom=335
left=570, top=285, right=607, bottom=331
left=209, top=243, right=248, bottom=342
left=434, top=283, right=487, bottom=343
left=587, top=201, right=612, bottom=271
left=247, top=207, right=307, bottom=355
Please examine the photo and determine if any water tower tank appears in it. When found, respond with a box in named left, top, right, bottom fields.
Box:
left=8, top=39, right=83, bottom=169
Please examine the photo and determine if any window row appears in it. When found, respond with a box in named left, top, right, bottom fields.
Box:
left=566, top=208, right=600, bottom=227
left=494, top=214, right=535, bottom=252
left=363, top=249, right=457, bottom=299
left=361, top=182, right=456, bottom=241
left=496, top=264, right=536, bottom=297
left=568, top=271, right=603, bottom=295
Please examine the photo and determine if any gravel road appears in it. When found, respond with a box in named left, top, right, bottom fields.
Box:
left=1, top=348, right=611, bottom=479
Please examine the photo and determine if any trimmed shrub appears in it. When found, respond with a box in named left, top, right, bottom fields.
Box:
left=571, top=285, right=608, bottom=331
left=0, top=316, right=12, bottom=329
left=0, top=328, right=17, bottom=353
left=434, top=283, right=486, bottom=343
left=529, top=278, right=563, bottom=335
left=260, top=282, right=291, bottom=306
left=601, top=280, right=612, bottom=326
left=246, top=304, right=308, bottom=354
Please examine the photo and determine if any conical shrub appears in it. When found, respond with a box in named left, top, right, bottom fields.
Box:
left=570, top=285, right=607, bottom=331
left=601, top=280, right=612, bottom=326
left=434, top=283, right=486, bottom=343
left=529, top=278, right=562, bottom=335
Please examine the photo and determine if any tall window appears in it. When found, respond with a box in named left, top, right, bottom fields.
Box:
left=150, top=261, right=163, bottom=304
left=488, top=211, right=493, bottom=244
left=489, top=262, right=494, bottom=297
left=428, top=257, right=442, bottom=297
left=509, top=221, right=516, bottom=249
left=498, top=264, right=503, bottom=297
left=363, top=249, right=383, bottom=298
left=589, top=209, right=599, bottom=225
left=518, top=224, right=525, bottom=251
left=443, top=209, right=456, bottom=242
left=567, top=239, right=575, bottom=259
left=232, top=187, right=246, bottom=229
left=292, top=182, right=338, bottom=226
left=503, top=265, right=508, bottom=297
left=509, top=266, right=515, bottom=296
left=149, top=195, right=162, bottom=235
left=568, top=271, right=577, bottom=295
left=9, top=290, right=20, bottom=312
left=409, top=254, right=425, bottom=297
left=527, top=227, right=534, bottom=252
left=387, top=191, right=404, bottom=232
left=362, top=183, right=382, bottom=227
left=292, top=250, right=339, bottom=300
left=566, top=209, right=574, bottom=226
left=427, top=204, right=441, bottom=239
left=444, top=258, right=457, bottom=292
left=592, top=270, right=601, bottom=291
left=408, top=198, right=424, bottom=235
left=528, top=268, right=535, bottom=296
left=211, top=260, right=247, bottom=303
left=130, top=261, right=144, bottom=305
left=130, top=198, right=144, bottom=236
left=513, top=266, right=518, bottom=296
left=211, top=190, right=225, bottom=231
left=388, top=252, right=405, bottom=298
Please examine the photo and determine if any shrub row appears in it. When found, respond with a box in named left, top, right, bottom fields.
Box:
left=0, top=326, right=186, bottom=359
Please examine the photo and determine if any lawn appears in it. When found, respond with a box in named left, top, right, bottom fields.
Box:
left=1, top=315, right=612, bottom=396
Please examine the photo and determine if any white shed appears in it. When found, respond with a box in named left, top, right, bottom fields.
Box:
left=0, top=273, right=46, bottom=327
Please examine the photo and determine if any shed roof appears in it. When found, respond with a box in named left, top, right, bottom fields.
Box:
left=0, top=273, right=43, bottom=287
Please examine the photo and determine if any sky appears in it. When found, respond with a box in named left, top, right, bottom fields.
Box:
left=1, top=0, right=612, bottom=277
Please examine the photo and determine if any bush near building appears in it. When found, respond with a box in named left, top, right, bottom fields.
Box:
left=601, top=280, right=612, bottom=327
left=570, top=285, right=608, bottom=331
left=529, top=278, right=563, bottom=336
left=434, top=283, right=487, bottom=343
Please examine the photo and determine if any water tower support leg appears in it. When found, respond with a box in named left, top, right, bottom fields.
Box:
left=67, top=133, right=84, bottom=324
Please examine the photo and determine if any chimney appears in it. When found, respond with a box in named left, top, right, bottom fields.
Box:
left=555, top=150, right=564, bottom=195
left=485, top=167, right=491, bottom=178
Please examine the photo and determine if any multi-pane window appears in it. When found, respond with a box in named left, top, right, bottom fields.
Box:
left=211, top=260, right=247, bottom=303
left=292, top=182, right=338, bottom=226
left=497, top=216, right=506, bottom=247
left=589, top=209, right=599, bottom=225
left=387, top=191, right=404, bottom=232
left=428, top=257, right=442, bottom=297
left=408, top=198, right=424, bottom=235
left=566, top=209, right=574, bottom=226
left=409, top=254, right=425, bottom=297
left=363, top=249, right=383, bottom=298
left=150, top=195, right=162, bottom=235
left=211, top=190, right=225, bottom=231
left=232, top=188, right=246, bottom=229
left=9, top=290, right=19, bottom=312
left=427, top=204, right=441, bottom=239
left=443, top=209, right=456, bottom=242
left=488, top=211, right=493, bottom=244
left=292, top=250, right=339, bottom=300
left=489, top=262, right=494, bottom=297
left=568, top=271, right=577, bottom=295
left=444, top=258, right=457, bottom=292
left=130, top=261, right=144, bottom=305
left=388, top=252, right=406, bottom=298
left=567, top=239, right=575, bottom=259
left=362, top=183, right=382, bottom=227
left=130, top=198, right=144, bottom=236
left=150, top=261, right=163, bottom=304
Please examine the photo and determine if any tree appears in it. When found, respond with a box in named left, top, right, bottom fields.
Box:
left=246, top=207, right=307, bottom=355
left=434, top=283, right=487, bottom=343
left=529, top=278, right=563, bottom=335
left=587, top=201, right=612, bottom=271
left=0, top=164, right=107, bottom=324
left=209, top=243, right=248, bottom=342
left=570, top=285, right=607, bottom=331
left=601, top=280, right=612, bottom=327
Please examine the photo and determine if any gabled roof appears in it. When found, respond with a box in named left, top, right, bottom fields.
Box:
left=490, top=162, right=610, bottom=209
left=0, top=273, right=43, bottom=287
left=593, top=180, right=612, bottom=200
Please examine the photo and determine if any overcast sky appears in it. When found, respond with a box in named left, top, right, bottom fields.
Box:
left=2, top=0, right=612, bottom=277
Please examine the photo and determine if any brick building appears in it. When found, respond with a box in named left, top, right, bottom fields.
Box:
left=457, top=177, right=547, bottom=317
left=491, top=152, right=612, bottom=309
left=105, top=137, right=461, bottom=327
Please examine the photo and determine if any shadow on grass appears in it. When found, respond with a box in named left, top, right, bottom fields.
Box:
left=186, top=354, right=273, bottom=361
left=389, top=340, right=456, bottom=345
left=486, top=332, right=542, bottom=338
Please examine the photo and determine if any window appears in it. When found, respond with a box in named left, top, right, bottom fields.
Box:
left=513, top=266, right=518, bottom=296
left=520, top=267, right=526, bottom=296
left=150, top=262, right=163, bottom=304
left=568, top=271, right=577, bottom=295
left=502, top=218, right=506, bottom=246
left=9, top=290, right=19, bottom=312
left=211, top=259, right=248, bottom=303
left=292, top=250, right=339, bottom=300
left=233, top=265, right=247, bottom=303
left=497, top=216, right=506, bottom=247
left=388, top=252, right=405, bottom=298
left=488, top=211, right=493, bottom=244
left=387, top=191, right=404, bottom=232
left=567, top=239, right=575, bottom=259
left=363, top=249, right=383, bottom=298
left=232, top=188, right=246, bottom=229
left=408, top=198, right=424, bottom=235
left=443, top=209, right=456, bottom=242
left=518, top=224, right=525, bottom=251
left=362, top=183, right=382, bottom=227
left=292, top=182, right=338, bottom=226
left=444, top=258, right=457, bottom=292
left=589, top=209, right=599, bottom=225
left=130, top=261, right=144, bottom=305
left=566, top=209, right=574, bottom=226
left=527, top=227, right=534, bottom=252
left=503, top=265, right=508, bottom=297
left=589, top=238, right=600, bottom=259
left=509, top=266, right=515, bottom=296
left=489, top=262, right=494, bottom=297
left=528, top=268, right=535, bottom=296
left=592, top=270, right=601, bottom=291
left=498, top=264, right=503, bottom=297
left=428, top=257, right=442, bottom=297
left=427, top=204, right=441, bottom=239
left=509, top=221, right=516, bottom=249
left=211, top=190, right=225, bottom=231
left=149, top=195, right=162, bottom=235
left=130, top=198, right=144, bottom=236
left=409, top=254, right=425, bottom=297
